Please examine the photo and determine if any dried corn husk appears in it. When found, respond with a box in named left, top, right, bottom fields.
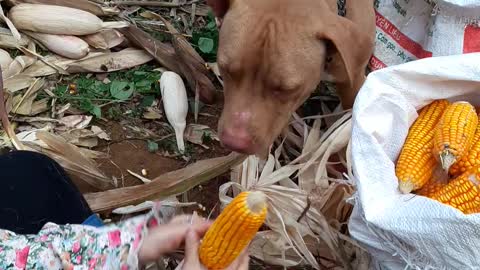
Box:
left=3, top=54, right=36, bottom=79
left=0, top=2, right=22, bottom=42
left=5, top=0, right=120, bottom=16
left=22, top=53, right=78, bottom=77
left=32, top=130, right=113, bottom=191
left=0, top=48, right=13, bottom=71
left=159, top=71, right=188, bottom=153
left=24, top=31, right=89, bottom=59
left=11, top=77, right=44, bottom=115
left=9, top=4, right=129, bottom=35
left=4, top=74, right=36, bottom=93
left=66, top=48, right=153, bottom=73
left=82, top=29, right=125, bottom=50
left=214, top=112, right=373, bottom=270
left=0, top=27, right=30, bottom=48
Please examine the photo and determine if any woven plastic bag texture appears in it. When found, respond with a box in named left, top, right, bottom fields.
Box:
left=349, top=53, right=480, bottom=269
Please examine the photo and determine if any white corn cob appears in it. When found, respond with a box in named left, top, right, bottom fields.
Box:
left=24, top=31, right=89, bottom=59
left=159, top=71, right=188, bottom=153
left=9, top=4, right=128, bottom=35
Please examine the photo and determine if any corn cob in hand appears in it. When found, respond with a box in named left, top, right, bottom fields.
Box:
left=199, top=191, right=267, bottom=269
left=396, top=99, right=450, bottom=194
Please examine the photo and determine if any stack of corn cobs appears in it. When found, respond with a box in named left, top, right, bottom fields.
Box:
left=396, top=100, right=480, bottom=214
left=5, top=3, right=127, bottom=60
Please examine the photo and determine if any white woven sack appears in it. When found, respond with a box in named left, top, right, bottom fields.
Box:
left=348, top=53, right=480, bottom=269
left=370, top=0, right=480, bottom=71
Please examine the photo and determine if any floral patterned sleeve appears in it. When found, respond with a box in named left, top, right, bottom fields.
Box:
left=0, top=205, right=163, bottom=270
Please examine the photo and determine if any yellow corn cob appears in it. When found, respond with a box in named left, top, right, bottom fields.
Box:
left=416, top=178, right=447, bottom=198
left=396, top=99, right=450, bottom=194
left=199, top=191, right=267, bottom=270
left=431, top=166, right=480, bottom=214
left=449, top=122, right=480, bottom=177
left=415, top=165, right=449, bottom=197
left=433, top=101, right=478, bottom=172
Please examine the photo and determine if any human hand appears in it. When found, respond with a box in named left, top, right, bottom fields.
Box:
left=178, top=227, right=250, bottom=270
left=138, top=214, right=212, bottom=265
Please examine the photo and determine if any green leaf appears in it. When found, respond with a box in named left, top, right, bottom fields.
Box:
left=206, top=20, right=216, bottom=30
left=198, top=37, right=214, bottom=53
left=91, top=106, right=102, bottom=118
left=140, top=95, right=155, bottom=108
left=134, top=71, right=148, bottom=76
left=147, top=140, right=159, bottom=153
left=110, top=81, right=134, bottom=100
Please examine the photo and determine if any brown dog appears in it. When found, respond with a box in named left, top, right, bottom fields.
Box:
left=207, top=0, right=376, bottom=157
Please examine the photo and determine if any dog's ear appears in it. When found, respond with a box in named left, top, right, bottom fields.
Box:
left=206, top=0, right=232, bottom=18
left=317, top=15, right=374, bottom=89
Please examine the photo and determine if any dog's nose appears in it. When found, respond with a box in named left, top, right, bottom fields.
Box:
left=220, top=127, right=254, bottom=154
left=219, top=111, right=255, bottom=154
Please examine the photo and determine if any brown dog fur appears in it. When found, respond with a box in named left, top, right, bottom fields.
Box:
left=207, top=0, right=376, bottom=157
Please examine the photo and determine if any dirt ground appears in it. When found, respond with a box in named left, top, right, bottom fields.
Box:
left=72, top=96, right=231, bottom=220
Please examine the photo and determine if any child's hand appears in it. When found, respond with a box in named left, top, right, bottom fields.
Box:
left=179, top=227, right=250, bottom=270
left=138, top=214, right=212, bottom=265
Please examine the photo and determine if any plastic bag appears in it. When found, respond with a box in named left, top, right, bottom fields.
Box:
left=349, top=53, right=480, bottom=269
left=369, top=0, right=480, bottom=71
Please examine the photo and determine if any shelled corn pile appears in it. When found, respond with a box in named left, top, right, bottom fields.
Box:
left=396, top=99, right=480, bottom=214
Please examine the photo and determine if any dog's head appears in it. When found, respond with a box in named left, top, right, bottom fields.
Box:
left=208, top=0, right=373, bottom=157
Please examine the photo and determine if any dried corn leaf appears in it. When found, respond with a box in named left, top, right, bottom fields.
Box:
left=4, top=74, right=36, bottom=93
left=79, top=148, right=108, bottom=159
left=30, top=97, right=49, bottom=115
left=207, top=62, right=223, bottom=86
left=59, top=128, right=98, bottom=148
left=22, top=54, right=75, bottom=77
left=35, top=130, right=113, bottom=191
left=19, top=46, right=70, bottom=75
left=5, top=0, right=120, bottom=16
left=58, top=115, right=92, bottom=129
left=150, top=12, right=216, bottom=104
left=0, top=75, right=25, bottom=150
left=184, top=123, right=219, bottom=149
left=82, top=29, right=125, bottom=49
left=0, top=27, right=30, bottom=49
left=298, top=119, right=321, bottom=192
left=84, top=152, right=246, bottom=213
left=219, top=113, right=368, bottom=269
left=91, top=125, right=110, bottom=141
left=142, top=106, right=162, bottom=119
left=309, top=183, right=353, bottom=225
left=66, top=48, right=153, bottom=73
left=249, top=231, right=303, bottom=267
left=11, top=78, right=44, bottom=115
left=0, top=3, right=21, bottom=42
left=3, top=54, right=37, bottom=79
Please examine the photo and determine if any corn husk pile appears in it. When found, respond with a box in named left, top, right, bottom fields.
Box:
left=216, top=112, right=372, bottom=269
